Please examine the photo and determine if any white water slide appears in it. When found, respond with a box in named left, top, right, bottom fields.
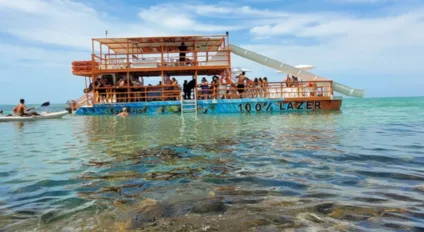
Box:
left=230, top=44, right=364, bottom=98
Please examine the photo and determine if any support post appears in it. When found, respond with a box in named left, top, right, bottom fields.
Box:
left=127, top=72, right=130, bottom=103
left=84, top=77, right=89, bottom=105
left=161, top=39, right=164, bottom=68
left=127, top=39, right=130, bottom=69
left=194, top=38, right=197, bottom=66
left=91, top=39, right=94, bottom=55
left=195, top=69, right=198, bottom=100
left=92, top=73, right=96, bottom=105
left=161, top=70, right=164, bottom=101
left=100, top=42, right=102, bottom=66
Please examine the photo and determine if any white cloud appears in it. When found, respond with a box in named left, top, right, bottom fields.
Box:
left=243, top=6, right=424, bottom=76
left=0, top=0, right=423, bottom=100
left=332, top=0, right=388, bottom=3
left=0, top=1, right=239, bottom=49
left=138, top=4, right=240, bottom=32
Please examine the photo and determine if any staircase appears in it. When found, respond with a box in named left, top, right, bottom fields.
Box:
left=74, top=93, right=92, bottom=109
left=181, top=99, right=197, bottom=113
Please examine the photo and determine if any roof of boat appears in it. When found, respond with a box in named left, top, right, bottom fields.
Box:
left=92, top=35, right=226, bottom=53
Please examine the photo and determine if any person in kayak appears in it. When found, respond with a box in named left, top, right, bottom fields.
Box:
left=117, top=107, right=129, bottom=117
left=12, top=99, right=40, bottom=117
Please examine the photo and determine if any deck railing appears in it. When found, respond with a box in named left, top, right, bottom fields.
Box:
left=196, top=81, right=333, bottom=100
left=91, top=85, right=181, bottom=104
left=92, top=50, right=231, bottom=71
left=83, top=81, right=333, bottom=105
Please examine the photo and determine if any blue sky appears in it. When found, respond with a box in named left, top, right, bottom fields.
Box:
left=0, top=0, right=423, bottom=104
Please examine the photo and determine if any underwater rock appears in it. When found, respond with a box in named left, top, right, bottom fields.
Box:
left=315, top=202, right=334, bottom=214
left=130, top=197, right=227, bottom=229
left=191, top=198, right=227, bottom=214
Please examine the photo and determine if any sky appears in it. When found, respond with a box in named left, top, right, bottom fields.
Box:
left=0, top=0, right=423, bottom=104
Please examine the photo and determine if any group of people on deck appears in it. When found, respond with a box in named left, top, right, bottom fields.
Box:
left=75, top=70, right=322, bottom=114
left=86, top=75, right=183, bottom=103
left=284, top=74, right=319, bottom=96
left=234, top=71, right=269, bottom=98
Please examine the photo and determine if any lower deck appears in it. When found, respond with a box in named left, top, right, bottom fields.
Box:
left=75, top=97, right=342, bottom=115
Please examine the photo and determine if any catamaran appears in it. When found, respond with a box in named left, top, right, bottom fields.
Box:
left=69, top=33, right=364, bottom=115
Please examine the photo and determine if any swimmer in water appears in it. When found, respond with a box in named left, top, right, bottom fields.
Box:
left=117, top=107, right=129, bottom=117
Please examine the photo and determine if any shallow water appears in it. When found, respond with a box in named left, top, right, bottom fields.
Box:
left=0, top=97, right=424, bottom=231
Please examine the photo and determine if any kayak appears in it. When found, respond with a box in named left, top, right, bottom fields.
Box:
left=0, top=111, right=69, bottom=122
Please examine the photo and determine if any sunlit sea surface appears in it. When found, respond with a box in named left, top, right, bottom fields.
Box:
left=0, top=97, right=424, bottom=232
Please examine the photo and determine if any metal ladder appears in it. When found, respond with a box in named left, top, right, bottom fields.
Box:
left=180, top=92, right=197, bottom=114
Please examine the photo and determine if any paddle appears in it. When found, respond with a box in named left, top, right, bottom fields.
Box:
left=26, top=101, right=50, bottom=111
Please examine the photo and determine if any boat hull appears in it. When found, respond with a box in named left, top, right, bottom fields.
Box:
left=0, top=111, right=69, bottom=122
left=75, top=98, right=342, bottom=115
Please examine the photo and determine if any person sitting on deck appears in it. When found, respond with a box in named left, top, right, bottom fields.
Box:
left=171, top=78, right=179, bottom=86
left=0, top=110, right=3, bottom=116
left=117, top=107, right=129, bottom=117
left=12, top=99, right=40, bottom=117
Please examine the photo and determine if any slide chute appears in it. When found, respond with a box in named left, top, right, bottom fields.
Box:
left=230, top=44, right=364, bottom=98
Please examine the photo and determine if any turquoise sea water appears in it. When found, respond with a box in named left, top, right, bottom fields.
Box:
left=0, top=97, right=423, bottom=231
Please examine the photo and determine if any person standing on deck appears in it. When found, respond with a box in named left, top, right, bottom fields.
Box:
left=188, top=76, right=196, bottom=99
left=285, top=74, right=292, bottom=87
left=178, top=42, right=187, bottom=64
left=183, top=80, right=190, bottom=99
left=237, top=71, right=246, bottom=95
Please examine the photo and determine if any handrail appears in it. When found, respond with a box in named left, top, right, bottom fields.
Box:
left=74, top=93, right=92, bottom=109
left=87, top=80, right=333, bottom=105
left=196, top=80, right=333, bottom=99
left=96, top=51, right=231, bottom=70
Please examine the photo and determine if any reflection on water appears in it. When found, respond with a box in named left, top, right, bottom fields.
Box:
left=1, top=99, right=424, bottom=231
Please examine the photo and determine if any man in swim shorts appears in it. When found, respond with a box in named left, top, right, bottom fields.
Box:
left=12, top=99, right=40, bottom=116
left=237, top=71, right=246, bottom=94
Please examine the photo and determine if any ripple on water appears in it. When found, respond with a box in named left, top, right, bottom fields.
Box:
left=1, top=101, right=424, bottom=231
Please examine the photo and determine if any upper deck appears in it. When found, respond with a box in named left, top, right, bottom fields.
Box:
left=72, top=34, right=231, bottom=77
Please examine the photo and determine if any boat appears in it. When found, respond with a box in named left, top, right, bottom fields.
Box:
left=69, top=33, right=364, bottom=116
left=0, top=111, right=69, bottom=122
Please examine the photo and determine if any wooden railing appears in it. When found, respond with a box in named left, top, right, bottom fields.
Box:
left=80, top=80, right=333, bottom=105
left=91, top=85, right=181, bottom=104
left=74, top=93, right=93, bottom=108
left=93, top=51, right=231, bottom=71
left=195, top=81, right=333, bottom=100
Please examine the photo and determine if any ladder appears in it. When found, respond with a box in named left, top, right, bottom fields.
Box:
left=180, top=92, right=197, bottom=114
